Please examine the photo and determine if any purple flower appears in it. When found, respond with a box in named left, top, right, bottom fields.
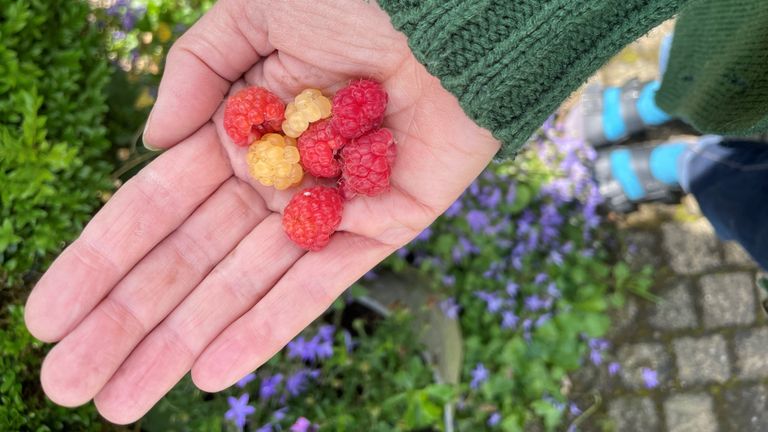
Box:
left=502, top=311, right=519, bottom=329
left=506, top=184, right=517, bottom=204
left=439, top=297, right=461, bottom=319
left=273, top=407, right=288, bottom=421
left=589, top=350, right=602, bottom=366
left=236, top=372, right=256, bottom=389
left=396, top=248, right=409, bottom=258
left=442, top=275, right=456, bottom=286
left=363, top=270, right=378, bottom=280
left=287, top=337, right=314, bottom=361
left=588, top=339, right=609, bottom=351
left=548, top=250, right=564, bottom=265
left=470, top=363, right=489, bottom=389
left=225, top=394, right=255, bottom=430
left=446, top=200, right=463, bottom=217
left=317, top=325, right=335, bottom=342
left=534, top=273, right=548, bottom=284
left=487, top=412, right=502, bottom=426
left=467, top=210, right=490, bottom=231
left=286, top=370, right=310, bottom=396
left=642, top=368, right=659, bottom=389
left=480, top=187, right=502, bottom=208
left=342, top=330, right=357, bottom=352
left=535, top=313, right=552, bottom=327
left=569, top=403, right=582, bottom=416
left=524, top=295, right=547, bottom=312
left=290, top=417, right=317, bottom=432
left=608, top=362, right=621, bottom=376
left=259, top=373, right=283, bottom=401
left=415, top=227, right=432, bottom=241
left=256, top=425, right=273, bottom=432
left=476, top=291, right=503, bottom=313
left=546, top=282, right=560, bottom=298
left=505, top=282, right=519, bottom=297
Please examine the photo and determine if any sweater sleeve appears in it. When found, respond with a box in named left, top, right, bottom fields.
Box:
left=377, top=0, right=690, bottom=159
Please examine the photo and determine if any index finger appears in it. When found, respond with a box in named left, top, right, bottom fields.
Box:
left=25, top=124, right=232, bottom=342
left=143, top=0, right=273, bottom=149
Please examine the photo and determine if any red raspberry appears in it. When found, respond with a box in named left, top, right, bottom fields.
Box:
left=331, top=79, right=388, bottom=139
left=297, top=119, right=349, bottom=178
left=340, top=128, right=397, bottom=197
left=282, top=186, right=344, bottom=251
left=224, top=87, right=285, bottom=146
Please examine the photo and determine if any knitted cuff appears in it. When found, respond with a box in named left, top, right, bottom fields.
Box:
left=656, top=0, right=768, bottom=136
left=378, top=0, right=688, bottom=159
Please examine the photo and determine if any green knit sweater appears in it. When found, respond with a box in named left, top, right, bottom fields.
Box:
left=378, top=0, right=768, bottom=158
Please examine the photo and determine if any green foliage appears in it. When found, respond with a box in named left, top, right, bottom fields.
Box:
left=0, top=305, right=103, bottom=431
left=140, top=310, right=441, bottom=431
left=0, top=0, right=114, bottom=289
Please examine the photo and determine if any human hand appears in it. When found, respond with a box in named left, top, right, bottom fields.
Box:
left=25, top=0, right=499, bottom=424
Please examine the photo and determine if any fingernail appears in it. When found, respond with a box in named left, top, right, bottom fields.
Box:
left=142, top=110, right=159, bottom=151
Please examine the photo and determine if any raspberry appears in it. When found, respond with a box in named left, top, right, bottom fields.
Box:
left=297, top=119, right=349, bottom=178
left=282, top=89, right=333, bottom=138
left=246, top=133, right=304, bottom=190
left=340, top=128, right=397, bottom=197
left=282, top=186, right=344, bottom=251
left=224, top=86, right=285, bottom=146
left=331, top=79, right=388, bottom=139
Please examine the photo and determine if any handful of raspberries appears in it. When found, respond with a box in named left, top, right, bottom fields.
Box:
left=223, top=79, right=396, bottom=251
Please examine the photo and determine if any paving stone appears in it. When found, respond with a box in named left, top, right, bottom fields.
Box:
left=662, top=221, right=721, bottom=275
left=735, top=327, right=768, bottom=379
left=664, top=393, right=717, bottom=432
left=618, top=343, right=672, bottom=389
left=700, top=272, right=755, bottom=328
left=624, top=230, right=664, bottom=270
left=610, top=298, right=639, bottom=335
left=673, top=335, right=730, bottom=385
left=723, top=241, right=757, bottom=268
left=649, top=282, right=698, bottom=330
left=608, top=396, right=659, bottom=432
left=722, top=384, right=768, bottom=431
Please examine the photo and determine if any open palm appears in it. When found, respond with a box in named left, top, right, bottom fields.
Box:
left=25, top=0, right=500, bottom=424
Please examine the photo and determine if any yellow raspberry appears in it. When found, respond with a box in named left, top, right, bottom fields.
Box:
left=247, top=133, right=303, bottom=190
left=281, top=89, right=333, bottom=138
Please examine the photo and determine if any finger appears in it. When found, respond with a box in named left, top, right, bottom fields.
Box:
left=25, top=124, right=231, bottom=342
left=143, top=0, right=273, bottom=149
left=94, top=214, right=304, bottom=424
left=191, top=233, right=395, bottom=391
left=39, top=178, right=268, bottom=407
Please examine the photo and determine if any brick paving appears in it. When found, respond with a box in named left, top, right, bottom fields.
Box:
left=570, top=207, right=767, bottom=432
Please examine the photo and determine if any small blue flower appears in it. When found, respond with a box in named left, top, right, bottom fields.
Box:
left=342, top=330, right=357, bottom=352
left=476, top=291, right=503, bottom=313
left=502, top=311, right=519, bottom=329
left=524, top=295, right=547, bottom=312
left=286, top=371, right=310, bottom=396
left=466, top=210, right=490, bottom=231
left=642, top=368, right=659, bottom=389
left=225, top=394, right=255, bottom=430
left=505, top=282, right=519, bottom=297
left=487, top=412, right=502, bottom=426
left=569, top=403, right=582, bottom=416
left=439, top=297, right=461, bottom=319
left=290, top=417, right=317, bottom=432
left=608, top=362, right=621, bottom=376
left=470, top=363, right=489, bottom=389
left=442, top=274, right=456, bottom=286
left=415, top=227, right=432, bottom=241
left=259, top=373, right=283, bottom=401
left=236, top=373, right=256, bottom=389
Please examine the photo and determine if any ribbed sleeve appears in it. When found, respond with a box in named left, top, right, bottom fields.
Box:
left=378, top=0, right=689, bottom=158
left=656, top=0, right=768, bottom=136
